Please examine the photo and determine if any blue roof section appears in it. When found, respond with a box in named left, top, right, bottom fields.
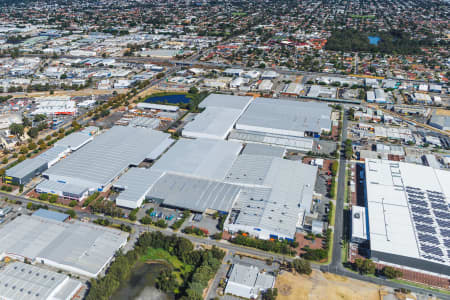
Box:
left=32, top=209, right=69, bottom=222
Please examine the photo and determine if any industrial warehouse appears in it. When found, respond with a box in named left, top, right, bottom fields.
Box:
left=40, top=126, right=173, bottom=198
left=353, top=159, right=450, bottom=276
left=113, top=137, right=319, bottom=241
left=182, top=94, right=252, bottom=140
left=181, top=94, right=332, bottom=151
left=5, top=129, right=94, bottom=185
left=235, top=97, right=332, bottom=138
left=0, top=214, right=128, bottom=278
left=0, top=262, right=82, bottom=300
left=4, top=94, right=330, bottom=248
left=230, top=97, right=331, bottom=150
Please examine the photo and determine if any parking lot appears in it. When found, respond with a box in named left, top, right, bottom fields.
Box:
left=181, top=213, right=221, bottom=236
left=138, top=202, right=183, bottom=227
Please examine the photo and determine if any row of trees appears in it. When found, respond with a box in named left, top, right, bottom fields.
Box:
left=353, top=258, right=403, bottom=279
left=140, top=216, right=168, bottom=228
left=344, top=139, right=353, bottom=160
left=231, top=234, right=298, bottom=255
left=183, top=226, right=208, bottom=237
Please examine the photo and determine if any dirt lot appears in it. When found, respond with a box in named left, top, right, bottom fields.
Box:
left=275, top=270, right=385, bottom=300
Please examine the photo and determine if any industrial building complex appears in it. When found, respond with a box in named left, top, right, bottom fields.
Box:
left=181, top=94, right=332, bottom=152
left=0, top=214, right=128, bottom=278
left=0, top=262, right=82, bottom=300
left=353, top=159, right=450, bottom=276
left=40, top=126, right=173, bottom=199
left=182, top=94, right=252, bottom=140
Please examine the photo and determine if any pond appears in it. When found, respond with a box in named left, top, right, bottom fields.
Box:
left=144, top=94, right=191, bottom=104
left=368, top=36, right=380, bottom=45
left=110, top=262, right=174, bottom=300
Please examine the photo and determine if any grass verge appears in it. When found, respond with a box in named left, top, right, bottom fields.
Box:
left=391, top=279, right=450, bottom=295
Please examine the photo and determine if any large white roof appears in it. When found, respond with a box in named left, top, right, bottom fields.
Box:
left=0, top=262, right=81, bottom=300
left=183, top=106, right=244, bottom=140
left=199, top=93, right=252, bottom=110
left=44, top=126, right=172, bottom=190
left=365, top=159, right=450, bottom=270
left=0, top=215, right=128, bottom=277
left=183, top=94, right=253, bottom=140
left=151, top=138, right=242, bottom=181
left=236, top=98, right=332, bottom=136
left=225, top=155, right=317, bottom=239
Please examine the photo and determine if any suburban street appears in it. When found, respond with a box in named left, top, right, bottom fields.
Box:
left=330, top=109, right=348, bottom=271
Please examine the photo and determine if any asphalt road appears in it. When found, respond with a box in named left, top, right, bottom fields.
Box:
left=331, top=110, right=348, bottom=269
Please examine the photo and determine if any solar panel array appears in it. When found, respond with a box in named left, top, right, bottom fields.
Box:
left=405, top=186, right=450, bottom=264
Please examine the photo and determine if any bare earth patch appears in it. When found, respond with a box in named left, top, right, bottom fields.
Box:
left=275, top=270, right=385, bottom=300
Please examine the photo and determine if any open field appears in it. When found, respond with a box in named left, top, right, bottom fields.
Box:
left=275, top=270, right=387, bottom=300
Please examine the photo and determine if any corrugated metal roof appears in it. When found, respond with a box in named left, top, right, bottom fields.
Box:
left=36, top=180, right=88, bottom=196
left=44, top=126, right=172, bottom=189
left=114, top=168, right=163, bottom=207
left=32, top=208, right=69, bottom=222
left=128, top=117, right=160, bottom=129
left=55, top=132, right=93, bottom=150
left=236, top=97, right=332, bottom=135
left=151, top=138, right=242, bottom=181
left=0, top=215, right=128, bottom=277
left=229, top=130, right=314, bottom=151
left=6, top=145, right=71, bottom=179
left=0, top=262, right=79, bottom=300
left=136, top=102, right=179, bottom=111
left=225, top=264, right=275, bottom=299
left=6, top=157, right=47, bottom=179
left=183, top=106, right=243, bottom=139
left=241, top=143, right=285, bottom=157
left=148, top=173, right=241, bottom=212
left=225, top=156, right=317, bottom=238
left=199, top=93, right=252, bottom=110
left=37, top=145, right=68, bottom=162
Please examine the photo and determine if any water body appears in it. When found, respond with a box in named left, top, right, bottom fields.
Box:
left=368, top=36, right=380, bottom=45
left=144, top=94, right=191, bottom=104
left=110, top=262, right=173, bottom=300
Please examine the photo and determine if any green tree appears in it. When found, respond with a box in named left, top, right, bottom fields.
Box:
left=291, top=258, right=312, bottom=275
left=188, top=86, right=199, bottom=94
left=155, top=269, right=177, bottom=292
left=66, top=209, right=77, bottom=219
left=354, top=258, right=376, bottom=275
left=129, top=209, right=138, bottom=221
left=382, top=266, right=402, bottom=279
left=22, top=116, right=31, bottom=127
left=140, top=216, right=152, bottom=225
left=28, top=127, right=39, bottom=138
left=9, top=123, right=24, bottom=136
left=263, top=288, right=278, bottom=300
left=331, top=161, right=338, bottom=176
left=49, top=194, right=58, bottom=203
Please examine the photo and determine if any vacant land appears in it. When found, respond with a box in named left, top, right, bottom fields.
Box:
left=275, top=270, right=385, bottom=300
